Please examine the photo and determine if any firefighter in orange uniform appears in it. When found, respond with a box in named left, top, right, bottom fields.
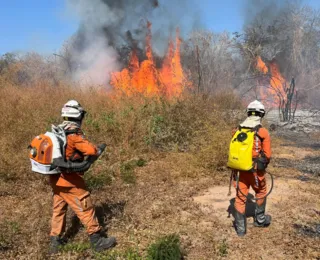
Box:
left=233, top=100, right=272, bottom=236
left=49, top=100, right=116, bottom=253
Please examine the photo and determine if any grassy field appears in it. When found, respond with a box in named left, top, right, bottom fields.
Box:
left=0, top=83, right=319, bottom=259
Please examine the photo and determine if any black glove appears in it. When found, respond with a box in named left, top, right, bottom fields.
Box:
left=256, top=156, right=268, bottom=170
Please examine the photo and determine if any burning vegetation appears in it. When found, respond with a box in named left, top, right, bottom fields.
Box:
left=256, top=56, right=297, bottom=121
left=110, top=22, right=190, bottom=98
left=256, top=56, right=287, bottom=107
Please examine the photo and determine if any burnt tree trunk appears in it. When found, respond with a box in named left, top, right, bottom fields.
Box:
left=280, top=78, right=297, bottom=122
left=195, top=45, right=202, bottom=94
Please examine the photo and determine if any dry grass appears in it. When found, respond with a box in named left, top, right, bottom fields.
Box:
left=0, top=81, right=319, bottom=259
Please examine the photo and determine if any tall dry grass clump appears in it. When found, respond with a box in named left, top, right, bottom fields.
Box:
left=0, top=82, right=241, bottom=181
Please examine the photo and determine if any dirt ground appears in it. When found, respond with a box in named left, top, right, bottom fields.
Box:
left=0, top=131, right=319, bottom=259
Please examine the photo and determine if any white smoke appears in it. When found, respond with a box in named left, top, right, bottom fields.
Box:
left=72, top=37, right=119, bottom=86
left=65, top=0, right=122, bottom=85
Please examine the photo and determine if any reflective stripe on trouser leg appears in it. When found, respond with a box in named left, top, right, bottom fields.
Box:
left=252, top=171, right=267, bottom=206
left=59, top=187, right=101, bottom=235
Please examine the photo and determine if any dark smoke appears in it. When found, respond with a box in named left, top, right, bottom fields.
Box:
left=243, top=0, right=286, bottom=26
left=65, top=0, right=201, bottom=85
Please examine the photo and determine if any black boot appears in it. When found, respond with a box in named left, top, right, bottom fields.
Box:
left=254, top=199, right=271, bottom=227
left=90, top=232, right=116, bottom=252
left=234, top=209, right=247, bottom=237
left=49, top=236, right=65, bottom=254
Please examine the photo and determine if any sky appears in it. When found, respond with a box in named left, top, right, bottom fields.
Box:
left=0, top=0, right=319, bottom=55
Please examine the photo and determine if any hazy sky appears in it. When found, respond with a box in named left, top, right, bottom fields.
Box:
left=0, top=0, right=319, bottom=55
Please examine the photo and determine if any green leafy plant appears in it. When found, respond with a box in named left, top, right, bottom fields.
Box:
left=147, top=234, right=183, bottom=260
left=120, top=158, right=147, bottom=184
left=8, top=221, right=20, bottom=234
left=84, top=172, right=113, bottom=191
left=0, top=233, right=11, bottom=251
left=218, top=239, right=228, bottom=257
left=120, top=161, right=136, bottom=184
left=136, top=158, right=146, bottom=167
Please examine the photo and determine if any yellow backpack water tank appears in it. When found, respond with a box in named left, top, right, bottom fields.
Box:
left=227, top=127, right=259, bottom=171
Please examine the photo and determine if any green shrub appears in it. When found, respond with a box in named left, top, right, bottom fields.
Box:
left=120, top=158, right=147, bottom=184
left=120, top=161, right=136, bottom=184
left=147, top=234, right=182, bottom=260
left=84, top=172, right=113, bottom=191
left=8, top=221, right=21, bottom=234
left=0, top=233, right=11, bottom=251
left=218, top=239, right=228, bottom=257
left=136, top=158, right=147, bottom=167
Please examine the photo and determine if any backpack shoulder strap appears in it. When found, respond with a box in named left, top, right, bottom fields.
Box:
left=51, top=125, right=68, bottom=159
left=253, top=125, right=264, bottom=142
left=64, top=128, right=81, bottom=135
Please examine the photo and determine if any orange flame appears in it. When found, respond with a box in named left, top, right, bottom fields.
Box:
left=256, top=56, right=268, bottom=74
left=110, top=22, right=189, bottom=98
left=256, top=56, right=287, bottom=107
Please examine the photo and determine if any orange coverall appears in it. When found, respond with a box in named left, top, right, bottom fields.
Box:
left=49, top=130, right=101, bottom=236
left=234, top=127, right=271, bottom=214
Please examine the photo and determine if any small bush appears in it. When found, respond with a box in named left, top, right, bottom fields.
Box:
left=136, top=158, right=147, bottom=167
left=8, top=221, right=21, bottom=234
left=120, top=162, right=136, bottom=184
left=0, top=234, right=11, bottom=251
left=84, top=172, right=113, bottom=191
left=146, top=234, right=183, bottom=260
left=120, top=158, right=147, bottom=184
left=218, top=239, right=228, bottom=257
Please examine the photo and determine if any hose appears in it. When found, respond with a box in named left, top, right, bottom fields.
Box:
left=52, top=144, right=106, bottom=173
left=235, top=170, right=274, bottom=202
left=52, top=158, right=92, bottom=173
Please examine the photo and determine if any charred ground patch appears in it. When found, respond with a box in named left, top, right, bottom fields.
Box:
left=273, top=156, right=320, bottom=176
left=293, top=223, right=320, bottom=238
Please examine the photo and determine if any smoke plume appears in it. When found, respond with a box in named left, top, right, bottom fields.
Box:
left=65, top=0, right=201, bottom=85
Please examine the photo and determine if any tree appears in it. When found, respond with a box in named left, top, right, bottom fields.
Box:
left=0, top=53, right=17, bottom=74
left=182, top=31, right=241, bottom=94
left=235, top=1, right=320, bottom=121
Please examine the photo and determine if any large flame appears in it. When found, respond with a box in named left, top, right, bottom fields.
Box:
left=110, top=22, right=188, bottom=98
left=256, top=56, right=287, bottom=107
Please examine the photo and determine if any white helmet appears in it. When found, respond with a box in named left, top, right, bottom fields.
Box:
left=61, top=100, right=86, bottom=120
left=246, top=100, right=265, bottom=116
